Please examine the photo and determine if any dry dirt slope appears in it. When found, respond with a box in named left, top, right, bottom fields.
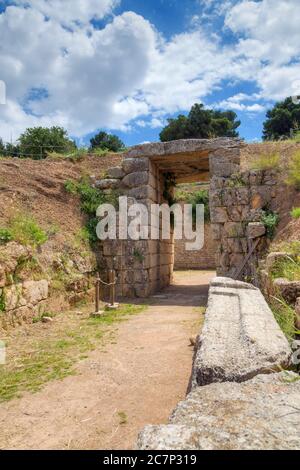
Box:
left=242, top=141, right=300, bottom=244
left=0, top=154, right=122, bottom=245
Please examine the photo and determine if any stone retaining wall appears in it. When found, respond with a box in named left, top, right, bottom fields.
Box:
left=0, top=241, right=96, bottom=329
left=174, top=223, right=216, bottom=270
left=210, top=168, right=279, bottom=280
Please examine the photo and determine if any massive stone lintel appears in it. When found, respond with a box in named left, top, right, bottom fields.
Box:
left=137, top=372, right=300, bottom=450
left=123, top=137, right=243, bottom=159
left=192, top=277, right=291, bottom=386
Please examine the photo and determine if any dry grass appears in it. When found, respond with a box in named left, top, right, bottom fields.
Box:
left=249, top=152, right=280, bottom=171
left=0, top=302, right=146, bottom=402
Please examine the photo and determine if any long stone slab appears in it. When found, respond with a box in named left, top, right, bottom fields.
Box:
left=192, top=277, right=291, bottom=386
left=137, top=372, right=300, bottom=450
left=124, top=138, right=242, bottom=159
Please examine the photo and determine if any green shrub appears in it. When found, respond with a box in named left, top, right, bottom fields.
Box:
left=271, top=256, right=300, bottom=282
left=48, top=148, right=88, bottom=162
left=0, top=291, right=5, bottom=312
left=65, top=178, right=118, bottom=243
left=176, top=188, right=210, bottom=222
left=286, top=150, right=300, bottom=189
left=189, top=190, right=210, bottom=222
left=9, top=215, right=48, bottom=247
left=90, top=148, right=109, bottom=157
left=261, top=210, right=279, bottom=239
left=271, top=297, right=297, bottom=343
left=0, top=228, right=13, bottom=244
left=291, top=207, right=300, bottom=219
left=133, top=248, right=145, bottom=263
left=250, top=152, right=280, bottom=171
left=271, top=240, right=300, bottom=257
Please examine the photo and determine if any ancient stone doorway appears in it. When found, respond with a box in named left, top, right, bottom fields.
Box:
left=98, top=138, right=244, bottom=298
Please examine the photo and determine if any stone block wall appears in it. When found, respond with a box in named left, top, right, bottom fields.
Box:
left=97, top=138, right=276, bottom=297
left=97, top=157, right=174, bottom=298
left=174, top=223, right=216, bottom=270
left=209, top=168, right=279, bottom=280
left=0, top=241, right=96, bottom=329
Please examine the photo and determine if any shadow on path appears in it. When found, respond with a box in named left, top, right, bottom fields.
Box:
left=147, top=270, right=215, bottom=307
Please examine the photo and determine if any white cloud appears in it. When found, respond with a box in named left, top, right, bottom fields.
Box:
left=14, top=0, right=119, bottom=26
left=214, top=93, right=266, bottom=113
left=225, top=0, right=300, bottom=65
left=0, top=0, right=299, bottom=142
left=0, top=4, right=157, bottom=140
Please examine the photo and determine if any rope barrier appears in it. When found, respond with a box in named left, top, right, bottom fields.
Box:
left=97, top=277, right=117, bottom=287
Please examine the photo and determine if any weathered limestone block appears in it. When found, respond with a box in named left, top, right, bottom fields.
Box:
left=3, top=284, right=26, bottom=311
left=192, top=277, right=291, bottom=386
left=273, top=278, right=300, bottom=305
left=209, top=189, right=223, bottom=206
left=127, top=185, right=156, bottom=201
left=95, top=179, right=120, bottom=190
left=225, top=237, right=247, bottom=254
left=210, top=207, right=228, bottom=223
left=229, top=253, right=244, bottom=267
left=122, top=171, right=149, bottom=188
left=247, top=222, right=266, bottom=239
left=235, top=187, right=250, bottom=205
left=124, top=138, right=242, bottom=159
left=122, top=157, right=149, bottom=174
left=0, top=242, right=32, bottom=287
left=224, top=222, right=244, bottom=238
left=250, top=186, right=273, bottom=209
left=249, top=170, right=263, bottom=186
left=107, top=166, right=125, bottom=179
left=210, top=224, right=222, bottom=241
left=227, top=205, right=245, bottom=222
left=210, top=175, right=225, bottom=189
left=103, top=241, right=123, bottom=257
left=263, top=169, right=278, bottom=186
left=246, top=208, right=263, bottom=222
left=9, top=305, right=33, bottom=324
left=219, top=252, right=230, bottom=269
left=221, top=188, right=234, bottom=206
left=23, top=280, right=49, bottom=305
left=137, top=372, right=300, bottom=450
left=210, top=155, right=240, bottom=178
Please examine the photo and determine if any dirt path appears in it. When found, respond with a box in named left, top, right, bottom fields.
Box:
left=0, top=270, right=214, bottom=450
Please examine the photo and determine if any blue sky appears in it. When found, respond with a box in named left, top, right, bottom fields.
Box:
left=0, top=0, right=299, bottom=146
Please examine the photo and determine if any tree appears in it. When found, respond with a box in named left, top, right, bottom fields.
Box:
left=0, top=138, right=5, bottom=155
left=0, top=139, right=20, bottom=157
left=160, top=104, right=241, bottom=142
left=263, top=97, right=300, bottom=141
left=18, top=126, right=76, bottom=159
left=89, top=131, right=125, bottom=152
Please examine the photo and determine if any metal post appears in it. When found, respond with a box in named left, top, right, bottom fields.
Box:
left=107, top=269, right=118, bottom=310
left=91, top=273, right=104, bottom=317
left=111, top=270, right=116, bottom=306
left=95, top=272, right=100, bottom=313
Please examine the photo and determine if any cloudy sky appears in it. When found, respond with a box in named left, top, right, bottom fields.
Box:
left=0, top=0, right=299, bottom=146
